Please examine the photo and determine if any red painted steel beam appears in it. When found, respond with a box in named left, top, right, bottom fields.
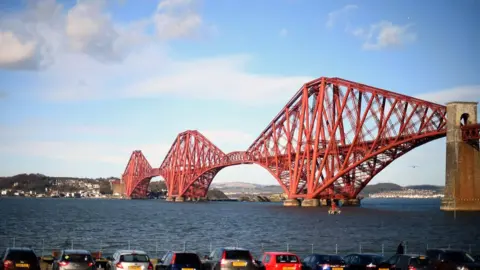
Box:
left=462, top=124, right=480, bottom=141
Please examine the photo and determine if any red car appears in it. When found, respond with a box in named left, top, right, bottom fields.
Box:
left=261, top=252, right=302, bottom=270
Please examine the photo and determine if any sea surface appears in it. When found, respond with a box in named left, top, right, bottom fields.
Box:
left=0, top=197, right=479, bottom=258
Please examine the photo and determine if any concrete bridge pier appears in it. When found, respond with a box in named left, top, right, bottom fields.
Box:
left=441, top=102, right=480, bottom=211
left=301, top=199, right=319, bottom=207
left=283, top=199, right=300, bottom=206
left=166, top=197, right=174, bottom=202
left=175, top=196, right=185, bottom=202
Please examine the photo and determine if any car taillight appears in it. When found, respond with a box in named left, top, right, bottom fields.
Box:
left=116, top=262, right=123, bottom=269
left=59, top=261, right=70, bottom=267
left=408, top=266, right=416, bottom=270
left=171, top=253, right=176, bottom=264
left=220, top=251, right=227, bottom=265
left=3, top=260, right=13, bottom=269
left=148, top=262, right=153, bottom=270
left=88, top=262, right=94, bottom=267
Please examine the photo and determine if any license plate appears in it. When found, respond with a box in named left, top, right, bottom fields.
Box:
left=283, top=267, right=296, bottom=270
left=379, top=268, right=388, bottom=270
left=16, top=264, right=29, bottom=268
left=129, top=266, right=141, bottom=270
left=333, top=268, right=343, bottom=270
left=182, top=268, right=194, bottom=270
left=232, top=262, right=247, bottom=267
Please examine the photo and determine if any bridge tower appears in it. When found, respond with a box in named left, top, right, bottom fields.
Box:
left=441, top=102, right=480, bottom=211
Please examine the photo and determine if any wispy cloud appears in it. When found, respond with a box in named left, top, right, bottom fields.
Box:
left=415, top=85, right=480, bottom=105
left=325, top=4, right=358, bottom=29
left=353, top=21, right=416, bottom=50
left=279, top=28, right=288, bottom=38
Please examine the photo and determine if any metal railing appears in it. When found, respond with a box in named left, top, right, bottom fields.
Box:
left=1, top=236, right=478, bottom=259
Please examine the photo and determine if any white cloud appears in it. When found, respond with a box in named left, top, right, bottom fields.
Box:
left=279, top=28, right=288, bottom=37
left=326, top=4, right=358, bottom=28
left=154, top=0, right=203, bottom=40
left=65, top=0, right=124, bottom=62
left=0, top=0, right=63, bottom=69
left=355, top=21, right=416, bottom=50
left=0, top=31, right=37, bottom=67
left=416, top=85, right=480, bottom=105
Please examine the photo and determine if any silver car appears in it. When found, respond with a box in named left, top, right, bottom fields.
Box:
left=53, top=249, right=96, bottom=270
left=108, top=250, right=152, bottom=270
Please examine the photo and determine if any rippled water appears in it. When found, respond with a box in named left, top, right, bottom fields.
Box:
left=0, top=197, right=478, bottom=258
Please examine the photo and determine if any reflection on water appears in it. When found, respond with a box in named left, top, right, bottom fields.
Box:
left=0, top=197, right=478, bottom=257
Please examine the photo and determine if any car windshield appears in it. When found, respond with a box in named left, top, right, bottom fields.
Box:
left=225, top=250, right=251, bottom=260
left=6, top=250, right=38, bottom=263
left=120, top=254, right=150, bottom=262
left=276, top=255, right=299, bottom=263
left=62, top=254, right=93, bottom=262
left=359, top=255, right=383, bottom=265
left=317, top=255, right=344, bottom=264
left=410, top=257, right=430, bottom=267
left=443, top=252, right=475, bottom=263
left=174, top=253, right=201, bottom=265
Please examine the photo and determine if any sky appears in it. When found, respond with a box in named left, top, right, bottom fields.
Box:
left=0, top=0, right=479, bottom=187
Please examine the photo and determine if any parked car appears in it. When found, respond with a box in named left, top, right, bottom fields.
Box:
left=343, top=254, right=384, bottom=270
left=261, top=252, right=302, bottom=270
left=425, top=249, right=479, bottom=270
left=302, top=254, right=345, bottom=270
left=203, top=247, right=258, bottom=270
left=377, top=254, right=430, bottom=270
left=155, top=251, right=202, bottom=270
left=52, top=249, right=96, bottom=270
left=107, top=250, right=152, bottom=270
left=0, top=247, right=41, bottom=270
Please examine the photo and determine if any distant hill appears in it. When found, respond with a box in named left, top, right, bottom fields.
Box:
left=360, top=183, right=445, bottom=195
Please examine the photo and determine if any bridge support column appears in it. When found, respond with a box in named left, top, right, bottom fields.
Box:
left=283, top=199, right=300, bottom=207
left=340, top=198, right=361, bottom=206
left=301, top=199, right=320, bottom=207
left=175, top=196, right=185, bottom=202
left=441, top=102, right=480, bottom=211
left=166, top=197, right=174, bottom=202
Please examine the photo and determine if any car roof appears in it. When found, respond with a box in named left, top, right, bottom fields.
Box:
left=264, top=252, right=298, bottom=256
left=6, top=248, right=35, bottom=252
left=348, top=253, right=383, bottom=257
left=427, top=248, right=465, bottom=253
left=222, top=247, right=249, bottom=251
left=116, top=250, right=148, bottom=255
left=63, top=249, right=91, bottom=255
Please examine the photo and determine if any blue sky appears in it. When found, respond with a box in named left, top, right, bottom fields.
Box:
left=0, top=0, right=479, bottom=186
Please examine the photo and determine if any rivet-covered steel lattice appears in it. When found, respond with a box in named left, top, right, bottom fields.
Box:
left=122, top=77, right=449, bottom=199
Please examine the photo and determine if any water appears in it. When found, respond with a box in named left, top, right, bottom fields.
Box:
left=0, top=197, right=479, bottom=258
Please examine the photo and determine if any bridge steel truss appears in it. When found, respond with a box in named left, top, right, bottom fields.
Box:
left=122, top=77, right=451, bottom=200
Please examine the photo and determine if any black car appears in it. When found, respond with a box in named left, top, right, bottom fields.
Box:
left=377, top=254, right=431, bottom=270
left=156, top=251, right=202, bottom=270
left=0, top=247, right=41, bottom=270
left=302, top=254, right=345, bottom=270
left=343, top=254, right=384, bottom=270
left=426, top=249, right=480, bottom=270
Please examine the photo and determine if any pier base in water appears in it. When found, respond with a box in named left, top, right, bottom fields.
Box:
left=166, top=197, right=174, bottom=202
left=283, top=199, right=300, bottom=207
left=175, top=196, right=185, bottom=202
left=301, top=199, right=319, bottom=207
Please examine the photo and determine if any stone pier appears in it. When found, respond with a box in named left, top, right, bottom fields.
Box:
left=175, top=196, right=185, bottom=202
left=283, top=199, right=300, bottom=207
left=441, top=102, right=480, bottom=211
left=301, top=199, right=319, bottom=207
left=166, top=196, right=174, bottom=202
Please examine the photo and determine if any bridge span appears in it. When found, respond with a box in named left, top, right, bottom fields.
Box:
left=119, top=77, right=480, bottom=210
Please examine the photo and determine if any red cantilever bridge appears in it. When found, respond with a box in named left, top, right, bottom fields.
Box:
left=121, top=77, right=478, bottom=201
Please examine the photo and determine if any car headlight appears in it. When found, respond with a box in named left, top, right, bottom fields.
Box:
left=456, top=266, right=469, bottom=270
